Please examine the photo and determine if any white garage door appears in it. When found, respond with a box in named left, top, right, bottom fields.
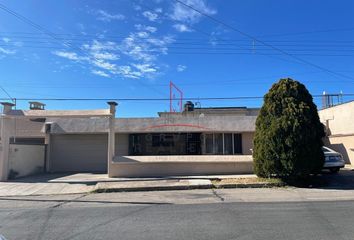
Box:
left=50, top=134, right=107, bottom=172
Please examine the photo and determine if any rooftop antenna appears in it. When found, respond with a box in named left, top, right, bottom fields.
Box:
left=169, top=81, right=183, bottom=113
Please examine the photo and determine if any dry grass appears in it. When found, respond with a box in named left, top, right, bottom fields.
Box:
left=212, top=177, right=285, bottom=188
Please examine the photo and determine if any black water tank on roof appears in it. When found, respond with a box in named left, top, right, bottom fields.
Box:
left=184, top=101, right=194, bottom=112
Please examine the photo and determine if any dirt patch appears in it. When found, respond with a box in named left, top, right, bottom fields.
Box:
left=212, top=177, right=285, bottom=188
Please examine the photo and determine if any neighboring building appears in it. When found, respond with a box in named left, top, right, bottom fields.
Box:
left=0, top=102, right=257, bottom=180
left=318, top=100, right=354, bottom=165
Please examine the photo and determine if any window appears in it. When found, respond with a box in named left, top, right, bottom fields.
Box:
left=205, top=134, right=213, bottom=154
left=129, top=133, right=201, bottom=155
left=233, top=134, right=242, bottom=154
left=152, top=134, right=174, bottom=147
left=224, top=134, right=233, bottom=154
left=203, top=133, right=243, bottom=155
left=214, top=133, right=223, bottom=154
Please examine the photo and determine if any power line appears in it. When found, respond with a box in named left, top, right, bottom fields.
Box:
left=4, top=44, right=354, bottom=56
left=1, top=70, right=338, bottom=89
left=137, top=0, right=309, bottom=67
left=5, top=40, right=354, bottom=50
left=0, top=94, right=353, bottom=102
left=0, top=86, right=14, bottom=101
left=0, top=97, right=262, bottom=102
left=257, top=27, right=354, bottom=38
left=173, top=0, right=354, bottom=81
left=0, top=2, right=168, bottom=99
left=2, top=29, right=354, bottom=42
left=1, top=2, right=353, bottom=99
left=4, top=38, right=354, bottom=52
left=1, top=3, right=352, bottom=70
left=3, top=34, right=354, bottom=48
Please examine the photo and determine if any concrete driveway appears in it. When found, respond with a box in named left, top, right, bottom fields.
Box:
left=0, top=173, right=217, bottom=196
left=0, top=172, right=235, bottom=196
left=0, top=173, right=102, bottom=196
left=318, top=167, right=354, bottom=189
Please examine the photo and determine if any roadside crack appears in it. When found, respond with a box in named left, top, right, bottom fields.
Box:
left=211, top=189, right=224, bottom=202
left=51, top=193, right=88, bottom=208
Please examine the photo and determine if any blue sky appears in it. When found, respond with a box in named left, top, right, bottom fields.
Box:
left=0, top=0, right=354, bottom=117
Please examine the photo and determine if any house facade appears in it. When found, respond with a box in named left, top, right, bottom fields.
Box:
left=2, top=99, right=353, bottom=180
left=0, top=102, right=257, bottom=180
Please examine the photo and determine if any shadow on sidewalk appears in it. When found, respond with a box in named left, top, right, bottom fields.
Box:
left=290, top=168, right=354, bottom=190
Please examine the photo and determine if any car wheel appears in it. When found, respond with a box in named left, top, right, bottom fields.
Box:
left=330, top=167, right=340, bottom=173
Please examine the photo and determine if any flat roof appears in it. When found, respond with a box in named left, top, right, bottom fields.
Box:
left=195, top=107, right=248, bottom=110
left=4, top=109, right=111, bottom=118
left=319, top=100, right=354, bottom=111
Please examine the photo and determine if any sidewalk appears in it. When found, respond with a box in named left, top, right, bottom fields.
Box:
left=0, top=166, right=353, bottom=196
left=0, top=173, right=258, bottom=197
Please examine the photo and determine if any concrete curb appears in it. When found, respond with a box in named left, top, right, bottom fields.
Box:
left=93, top=179, right=213, bottom=193
left=93, top=184, right=212, bottom=193
left=213, top=182, right=285, bottom=189
left=92, top=179, right=283, bottom=193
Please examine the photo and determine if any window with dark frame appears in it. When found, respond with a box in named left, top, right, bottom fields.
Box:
left=129, top=133, right=201, bottom=155
left=233, top=133, right=242, bottom=154
left=224, top=133, right=233, bottom=155
left=205, top=134, right=213, bottom=154
left=203, top=133, right=243, bottom=155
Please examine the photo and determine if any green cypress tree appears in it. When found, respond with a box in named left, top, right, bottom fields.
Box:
left=253, top=78, right=325, bottom=179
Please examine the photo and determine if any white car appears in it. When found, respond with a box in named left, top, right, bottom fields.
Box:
left=322, top=146, right=345, bottom=173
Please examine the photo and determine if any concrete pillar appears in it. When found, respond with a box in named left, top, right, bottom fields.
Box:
left=0, top=103, right=15, bottom=181
left=0, top=117, right=11, bottom=181
left=44, top=122, right=53, bottom=172
left=107, top=102, right=118, bottom=177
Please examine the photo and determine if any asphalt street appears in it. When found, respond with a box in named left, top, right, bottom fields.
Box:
left=0, top=189, right=354, bottom=240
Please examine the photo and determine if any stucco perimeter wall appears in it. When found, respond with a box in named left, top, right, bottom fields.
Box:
left=116, top=134, right=129, bottom=155
left=242, top=132, right=254, bottom=155
left=109, top=155, right=253, bottom=177
left=8, top=144, right=45, bottom=178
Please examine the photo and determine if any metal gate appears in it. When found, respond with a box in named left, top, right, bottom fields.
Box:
left=49, top=134, right=107, bottom=172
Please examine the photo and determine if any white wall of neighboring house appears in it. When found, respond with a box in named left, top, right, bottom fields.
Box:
left=318, top=101, right=354, bottom=165
left=8, top=144, right=45, bottom=179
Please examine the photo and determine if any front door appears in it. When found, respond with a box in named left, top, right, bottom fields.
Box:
left=186, top=133, right=201, bottom=155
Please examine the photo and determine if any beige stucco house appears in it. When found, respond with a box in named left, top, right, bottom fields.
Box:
left=0, top=102, right=257, bottom=180
left=2, top=99, right=353, bottom=181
